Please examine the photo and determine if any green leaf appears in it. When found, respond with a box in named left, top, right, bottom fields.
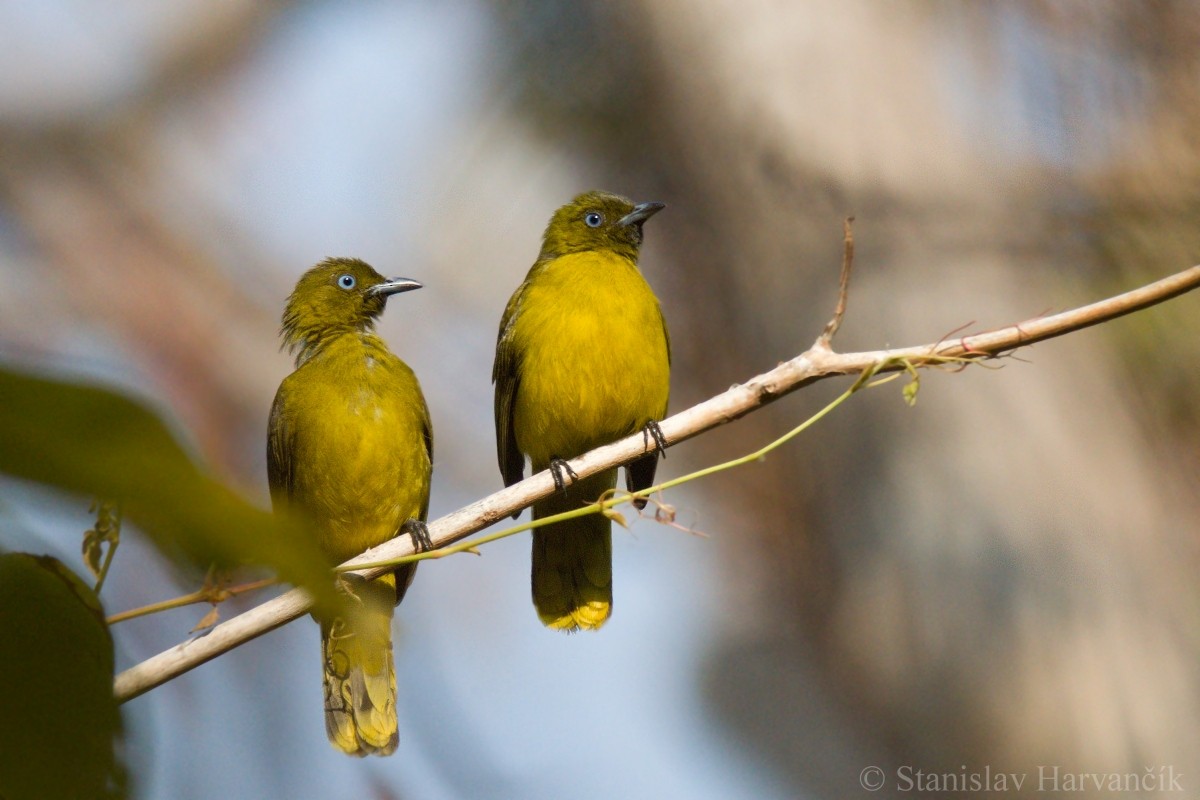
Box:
left=0, top=553, right=125, bottom=800
left=0, top=367, right=336, bottom=609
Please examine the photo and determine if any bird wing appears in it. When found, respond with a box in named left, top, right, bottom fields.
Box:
left=493, top=275, right=531, bottom=488
left=419, top=399, right=434, bottom=522
left=266, top=385, right=294, bottom=507
left=658, top=302, right=672, bottom=368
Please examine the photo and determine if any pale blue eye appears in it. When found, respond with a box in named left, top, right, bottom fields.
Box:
left=584, top=212, right=603, bottom=228
left=337, top=274, right=356, bottom=290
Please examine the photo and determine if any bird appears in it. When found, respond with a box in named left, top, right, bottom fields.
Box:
left=267, top=257, right=432, bottom=756
left=493, top=190, right=670, bottom=632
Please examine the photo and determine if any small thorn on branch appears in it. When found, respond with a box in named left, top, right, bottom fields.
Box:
left=815, top=216, right=855, bottom=352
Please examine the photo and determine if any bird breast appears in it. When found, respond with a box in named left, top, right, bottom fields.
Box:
left=511, top=251, right=670, bottom=462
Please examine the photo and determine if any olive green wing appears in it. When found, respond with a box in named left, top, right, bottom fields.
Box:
left=265, top=384, right=295, bottom=509
left=392, top=377, right=434, bottom=607
left=626, top=299, right=672, bottom=498
left=658, top=302, right=672, bottom=369
left=493, top=275, right=530, bottom=493
left=418, top=398, right=434, bottom=523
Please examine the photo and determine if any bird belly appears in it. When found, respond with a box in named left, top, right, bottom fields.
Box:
left=511, top=268, right=669, bottom=467
left=282, top=362, right=431, bottom=564
left=301, top=425, right=427, bottom=562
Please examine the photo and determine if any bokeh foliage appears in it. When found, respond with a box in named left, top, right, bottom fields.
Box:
left=0, top=366, right=337, bottom=609
left=0, top=553, right=124, bottom=800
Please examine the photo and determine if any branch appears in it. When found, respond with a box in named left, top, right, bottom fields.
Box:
left=106, top=577, right=277, bottom=626
left=113, top=264, right=1200, bottom=703
left=346, top=367, right=877, bottom=572
left=815, top=216, right=855, bottom=349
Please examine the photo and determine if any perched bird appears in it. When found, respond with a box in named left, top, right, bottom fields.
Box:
left=267, top=257, right=432, bottom=756
left=493, top=191, right=670, bottom=631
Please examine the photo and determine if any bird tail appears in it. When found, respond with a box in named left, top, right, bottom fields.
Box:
left=320, top=571, right=400, bottom=756
left=531, top=469, right=615, bottom=631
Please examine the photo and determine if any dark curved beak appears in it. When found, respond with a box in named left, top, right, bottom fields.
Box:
left=617, top=201, right=666, bottom=228
left=368, top=277, right=423, bottom=297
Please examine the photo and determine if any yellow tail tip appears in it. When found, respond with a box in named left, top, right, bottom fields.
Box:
left=538, top=600, right=611, bottom=632
left=326, top=715, right=398, bottom=757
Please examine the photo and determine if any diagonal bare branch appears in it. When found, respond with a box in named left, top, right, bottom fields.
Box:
left=113, top=264, right=1200, bottom=703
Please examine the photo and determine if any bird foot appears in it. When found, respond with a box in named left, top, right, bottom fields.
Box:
left=402, top=519, right=433, bottom=553
left=641, top=420, right=668, bottom=458
left=549, top=457, right=579, bottom=491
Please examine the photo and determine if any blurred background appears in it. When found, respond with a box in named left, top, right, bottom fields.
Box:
left=2, top=1, right=1199, bottom=798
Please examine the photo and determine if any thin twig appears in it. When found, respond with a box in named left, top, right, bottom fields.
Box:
left=816, top=216, right=855, bottom=350
left=84, top=499, right=122, bottom=595
left=106, top=577, right=278, bottom=625
left=112, top=264, right=1200, bottom=704
left=93, top=524, right=120, bottom=596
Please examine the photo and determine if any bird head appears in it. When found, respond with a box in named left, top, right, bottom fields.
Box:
left=280, top=257, right=421, bottom=362
left=538, top=191, right=665, bottom=261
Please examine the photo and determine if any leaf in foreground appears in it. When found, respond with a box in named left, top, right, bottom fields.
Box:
left=0, top=553, right=125, bottom=800
left=0, top=367, right=336, bottom=609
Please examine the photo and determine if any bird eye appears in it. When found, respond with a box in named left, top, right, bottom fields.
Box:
left=584, top=212, right=603, bottom=228
left=337, top=274, right=357, bottom=290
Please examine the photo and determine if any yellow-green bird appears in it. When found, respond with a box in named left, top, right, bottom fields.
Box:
left=493, top=191, right=670, bottom=632
left=267, top=257, right=432, bottom=756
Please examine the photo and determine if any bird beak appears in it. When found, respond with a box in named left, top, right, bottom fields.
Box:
left=368, top=277, right=423, bottom=297
left=617, top=201, right=666, bottom=228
